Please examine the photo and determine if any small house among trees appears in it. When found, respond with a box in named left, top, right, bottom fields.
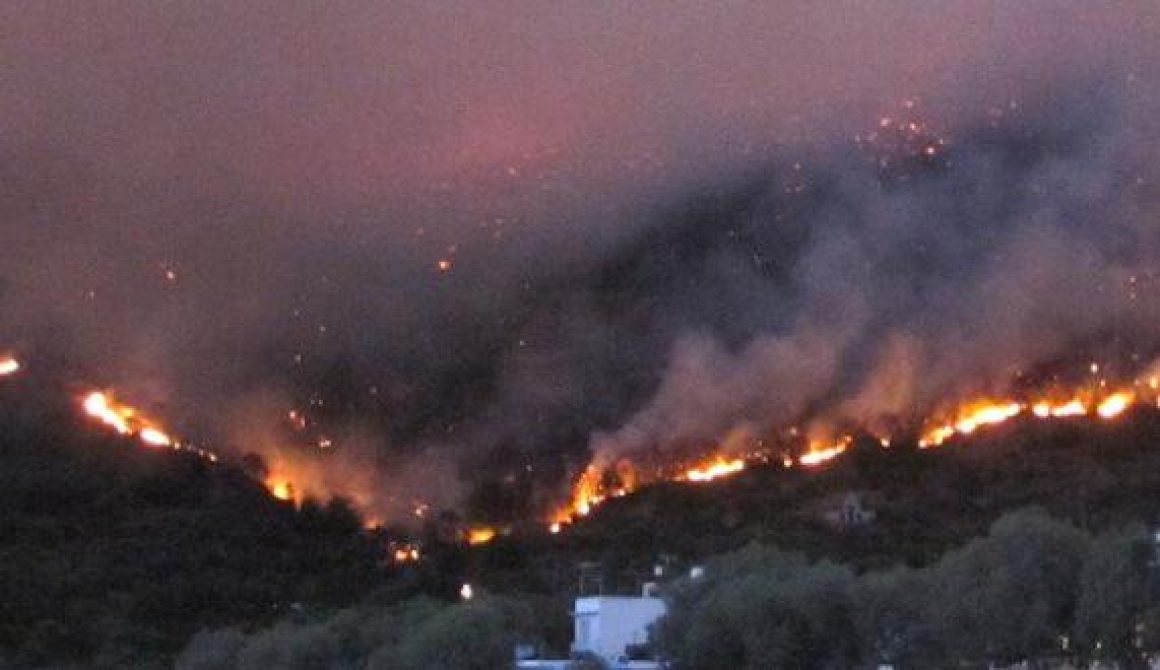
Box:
left=820, top=491, right=877, bottom=529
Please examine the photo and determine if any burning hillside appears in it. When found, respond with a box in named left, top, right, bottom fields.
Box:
left=0, top=355, right=333, bottom=511
left=82, top=391, right=179, bottom=450
left=7, top=338, right=1160, bottom=539
left=4, top=81, right=1160, bottom=537
left=548, top=361, right=1160, bottom=529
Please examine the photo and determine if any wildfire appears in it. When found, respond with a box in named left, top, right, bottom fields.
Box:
left=1032, top=398, right=1087, bottom=418
left=800, top=435, right=853, bottom=466
left=268, top=479, right=295, bottom=502
left=917, top=389, right=1141, bottom=448
left=919, top=401, right=1023, bottom=448
left=554, top=464, right=604, bottom=522
left=681, top=456, right=745, bottom=482
left=466, top=526, right=498, bottom=545
left=552, top=381, right=1150, bottom=530
left=77, top=390, right=221, bottom=464
left=82, top=391, right=174, bottom=447
left=1097, top=391, right=1134, bottom=419
left=0, top=355, right=21, bottom=376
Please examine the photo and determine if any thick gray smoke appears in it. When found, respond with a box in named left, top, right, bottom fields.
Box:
left=593, top=85, right=1160, bottom=461
left=1, top=2, right=1158, bottom=518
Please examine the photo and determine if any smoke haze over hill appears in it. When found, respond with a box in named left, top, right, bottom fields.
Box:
left=2, top=2, right=1160, bottom=518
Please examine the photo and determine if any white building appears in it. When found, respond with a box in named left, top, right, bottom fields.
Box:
left=821, top=491, right=876, bottom=529
left=572, top=594, right=666, bottom=665
left=517, top=583, right=669, bottom=669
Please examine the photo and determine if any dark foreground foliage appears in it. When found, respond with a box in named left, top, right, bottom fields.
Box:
left=0, top=384, right=391, bottom=668
left=654, top=509, right=1160, bottom=669
left=174, top=594, right=568, bottom=670
left=10, top=376, right=1160, bottom=668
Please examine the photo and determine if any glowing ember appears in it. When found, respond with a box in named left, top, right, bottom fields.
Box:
left=81, top=391, right=176, bottom=447
left=682, top=456, right=745, bottom=482
left=287, top=409, right=307, bottom=430
left=549, top=522, right=562, bottom=534
left=392, top=544, right=421, bottom=563
left=0, top=356, right=21, bottom=376
left=466, top=527, right=497, bottom=545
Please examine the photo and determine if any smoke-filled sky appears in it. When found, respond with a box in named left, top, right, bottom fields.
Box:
left=3, top=2, right=1160, bottom=517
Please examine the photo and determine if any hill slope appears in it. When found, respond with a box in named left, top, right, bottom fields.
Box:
left=483, top=407, right=1160, bottom=594
left=0, top=381, right=389, bottom=668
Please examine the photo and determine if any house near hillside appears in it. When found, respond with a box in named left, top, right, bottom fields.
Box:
left=518, top=582, right=668, bottom=670
left=820, top=490, right=877, bottom=529
left=573, top=592, right=666, bottom=665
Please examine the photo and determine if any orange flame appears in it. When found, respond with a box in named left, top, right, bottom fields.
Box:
left=800, top=435, right=852, bottom=466
left=466, top=526, right=498, bottom=545
left=572, top=465, right=605, bottom=517
left=1097, top=391, right=1134, bottom=419
left=919, top=389, right=1138, bottom=448
left=681, top=456, right=745, bottom=482
left=919, top=400, right=1022, bottom=448
left=268, top=479, right=295, bottom=502
left=1032, top=398, right=1087, bottom=418
left=0, top=355, right=21, bottom=377
left=552, top=381, right=1151, bottom=529
left=82, top=391, right=174, bottom=447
